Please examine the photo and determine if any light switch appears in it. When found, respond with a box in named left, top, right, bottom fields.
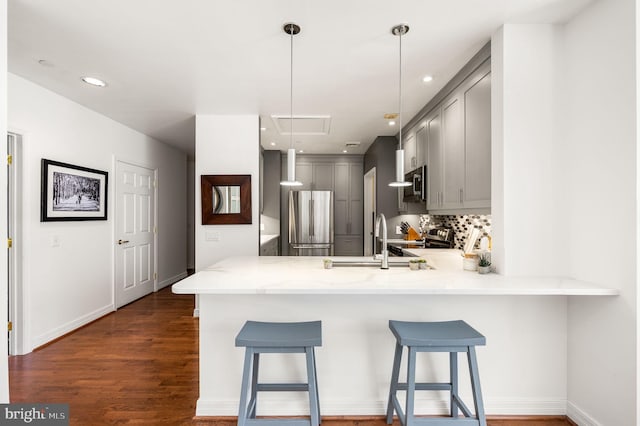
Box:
left=260, top=223, right=265, bottom=231
left=395, top=226, right=402, bottom=235
left=205, top=231, right=220, bottom=242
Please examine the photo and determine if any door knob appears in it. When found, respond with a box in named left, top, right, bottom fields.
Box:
left=118, top=239, right=130, bottom=245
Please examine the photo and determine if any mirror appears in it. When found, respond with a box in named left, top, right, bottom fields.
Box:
left=213, top=185, right=241, bottom=214
left=201, top=175, right=252, bottom=224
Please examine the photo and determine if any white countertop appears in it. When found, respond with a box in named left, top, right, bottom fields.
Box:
left=387, top=238, right=425, bottom=245
left=172, top=254, right=618, bottom=296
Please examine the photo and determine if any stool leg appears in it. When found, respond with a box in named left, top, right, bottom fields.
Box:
left=305, top=346, right=320, bottom=426
left=312, top=347, right=321, bottom=423
left=248, top=352, right=260, bottom=419
left=467, top=346, right=486, bottom=426
left=386, top=342, right=403, bottom=424
left=237, top=347, right=254, bottom=426
left=450, top=351, right=458, bottom=418
left=405, top=347, right=417, bottom=426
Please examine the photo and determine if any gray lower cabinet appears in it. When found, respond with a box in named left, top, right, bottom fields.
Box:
left=334, top=162, right=363, bottom=256
left=334, top=235, right=362, bottom=256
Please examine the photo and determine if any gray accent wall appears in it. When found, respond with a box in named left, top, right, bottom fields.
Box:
left=363, top=136, right=398, bottom=222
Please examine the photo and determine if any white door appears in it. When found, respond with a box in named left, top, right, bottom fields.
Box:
left=115, top=160, right=156, bottom=308
left=363, top=168, right=376, bottom=256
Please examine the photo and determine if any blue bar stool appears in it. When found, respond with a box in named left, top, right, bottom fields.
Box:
left=386, top=320, right=487, bottom=426
left=235, top=320, right=322, bottom=426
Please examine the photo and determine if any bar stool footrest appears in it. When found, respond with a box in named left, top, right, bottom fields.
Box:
left=396, top=382, right=453, bottom=391
left=256, top=383, right=310, bottom=392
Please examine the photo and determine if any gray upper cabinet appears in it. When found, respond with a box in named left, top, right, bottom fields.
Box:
left=296, top=163, right=314, bottom=190
left=463, top=70, right=491, bottom=208
left=415, top=126, right=426, bottom=169
left=419, top=60, right=491, bottom=213
left=312, top=163, right=335, bottom=190
left=403, top=134, right=416, bottom=173
left=426, top=109, right=443, bottom=210
left=442, top=93, right=465, bottom=210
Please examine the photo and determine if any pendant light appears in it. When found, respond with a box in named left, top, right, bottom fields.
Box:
left=280, top=23, right=303, bottom=187
left=389, top=24, right=412, bottom=187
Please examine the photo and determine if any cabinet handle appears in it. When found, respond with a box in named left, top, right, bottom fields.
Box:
left=459, top=188, right=463, bottom=203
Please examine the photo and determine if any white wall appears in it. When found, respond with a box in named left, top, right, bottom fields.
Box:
left=8, top=74, right=188, bottom=352
left=492, top=1, right=637, bottom=423
left=0, top=0, right=10, bottom=402
left=557, top=1, right=637, bottom=424
left=195, top=115, right=259, bottom=271
left=491, top=24, right=561, bottom=277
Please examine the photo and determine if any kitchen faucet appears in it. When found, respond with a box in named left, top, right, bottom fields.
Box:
left=374, top=213, right=389, bottom=269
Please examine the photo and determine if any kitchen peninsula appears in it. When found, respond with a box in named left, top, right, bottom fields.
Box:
left=172, top=254, right=616, bottom=418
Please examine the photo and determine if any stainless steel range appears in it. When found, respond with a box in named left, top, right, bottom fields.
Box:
left=387, top=227, right=455, bottom=256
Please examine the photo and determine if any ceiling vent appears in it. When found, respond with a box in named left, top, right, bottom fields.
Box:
left=345, top=141, right=361, bottom=147
left=271, top=115, right=331, bottom=135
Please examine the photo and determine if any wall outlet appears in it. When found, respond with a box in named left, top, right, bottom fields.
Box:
left=396, top=226, right=402, bottom=235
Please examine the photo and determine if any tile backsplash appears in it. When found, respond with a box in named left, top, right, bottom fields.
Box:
left=423, top=214, right=492, bottom=251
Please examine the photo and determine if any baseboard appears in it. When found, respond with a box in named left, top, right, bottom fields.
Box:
left=194, top=414, right=572, bottom=423
left=195, top=396, right=566, bottom=417
left=31, top=303, right=114, bottom=352
left=567, top=401, right=602, bottom=426
left=157, top=271, right=188, bottom=290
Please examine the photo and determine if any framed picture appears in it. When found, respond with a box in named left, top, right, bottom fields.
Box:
left=41, top=159, right=108, bottom=222
left=201, top=174, right=252, bottom=224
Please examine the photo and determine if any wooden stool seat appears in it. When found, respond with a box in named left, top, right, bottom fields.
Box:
left=235, top=321, right=322, bottom=426
left=386, top=320, right=487, bottom=426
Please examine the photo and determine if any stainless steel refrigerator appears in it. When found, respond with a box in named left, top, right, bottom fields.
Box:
left=288, top=190, right=334, bottom=256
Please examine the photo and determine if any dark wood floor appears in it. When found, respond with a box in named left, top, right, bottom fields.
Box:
left=9, top=286, right=572, bottom=426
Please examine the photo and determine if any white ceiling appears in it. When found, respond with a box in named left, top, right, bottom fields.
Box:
left=8, top=0, right=593, bottom=158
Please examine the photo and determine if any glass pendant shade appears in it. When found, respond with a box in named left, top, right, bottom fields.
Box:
left=281, top=148, right=303, bottom=186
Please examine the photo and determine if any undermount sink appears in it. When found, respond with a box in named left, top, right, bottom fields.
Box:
left=323, top=257, right=412, bottom=268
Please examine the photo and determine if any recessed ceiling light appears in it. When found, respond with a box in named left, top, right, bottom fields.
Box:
left=81, top=76, right=107, bottom=87
left=342, top=150, right=348, bottom=153
left=422, top=75, right=433, bottom=83
left=299, top=150, right=304, bottom=153
left=270, top=142, right=276, bottom=146
left=261, top=127, right=267, bottom=131
left=388, top=121, right=396, bottom=126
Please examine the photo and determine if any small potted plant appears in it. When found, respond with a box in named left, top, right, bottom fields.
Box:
left=409, top=258, right=427, bottom=270
left=323, top=258, right=333, bottom=269
left=477, top=254, right=491, bottom=274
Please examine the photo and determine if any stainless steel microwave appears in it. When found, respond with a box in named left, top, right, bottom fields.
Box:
left=403, top=165, right=426, bottom=203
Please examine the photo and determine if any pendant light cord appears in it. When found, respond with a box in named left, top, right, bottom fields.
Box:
left=398, top=27, right=403, bottom=151
left=290, top=25, right=294, bottom=150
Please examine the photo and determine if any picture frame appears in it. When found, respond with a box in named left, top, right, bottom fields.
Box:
left=41, top=159, right=108, bottom=222
left=201, top=174, right=252, bottom=225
